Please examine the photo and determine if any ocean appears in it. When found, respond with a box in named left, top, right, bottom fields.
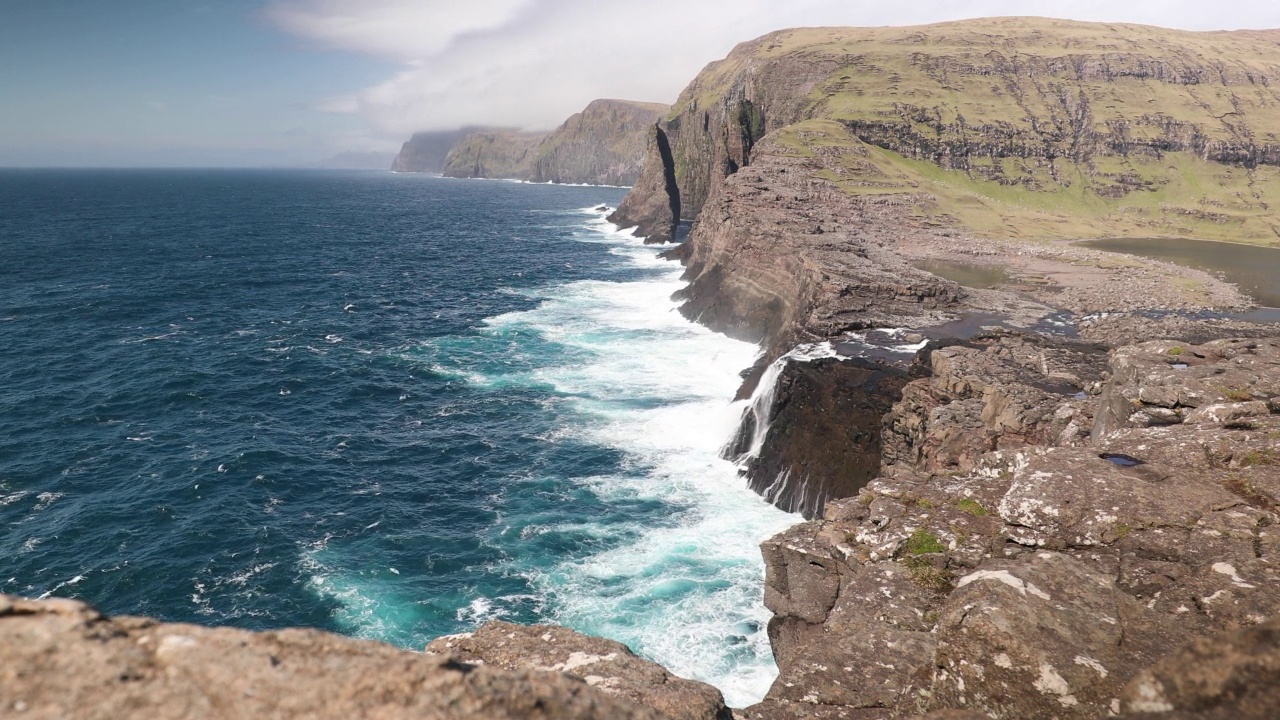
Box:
left=0, top=169, right=797, bottom=706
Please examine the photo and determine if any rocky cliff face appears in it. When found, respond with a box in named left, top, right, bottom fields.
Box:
left=441, top=130, right=548, bottom=180
left=608, top=125, right=680, bottom=242
left=622, top=17, right=1280, bottom=244
left=392, top=127, right=489, bottom=173
left=529, top=99, right=671, bottom=186
left=747, top=336, right=1280, bottom=719
left=606, top=22, right=1280, bottom=716
left=611, top=17, right=1280, bottom=517
left=436, top=99, right=669, bottom=186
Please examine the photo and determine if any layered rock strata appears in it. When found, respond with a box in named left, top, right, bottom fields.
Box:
left=621, top=18, right=1280, bottom=245
left=605, top=17, right=1280, bottom=717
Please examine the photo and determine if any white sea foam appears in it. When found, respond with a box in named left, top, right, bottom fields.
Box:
left=466, top=207, right=797, bottom=706
left=305, top=205, right=799, bottom=706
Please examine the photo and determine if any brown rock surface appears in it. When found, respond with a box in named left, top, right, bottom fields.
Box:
left=1119, top=618, right=1280, bottom=718
left=751, top=335, right=1280, bottom=718
left=425, top=621, right=730, bottom=720
left=0, top=595, right=670, bottom=720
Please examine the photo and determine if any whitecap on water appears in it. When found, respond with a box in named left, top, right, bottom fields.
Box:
left=467, top=207, right=796, bottom=706
left=305, top=206, right=799, bottom=706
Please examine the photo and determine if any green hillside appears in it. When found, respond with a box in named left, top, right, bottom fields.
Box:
left=663, top=17, right=1280, bottom=244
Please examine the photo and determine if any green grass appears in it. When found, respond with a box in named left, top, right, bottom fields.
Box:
left=670, top=18, right=1280, bottom=244
left=956, top=498, right=989, bottom=516
left=906, top=528, right=946, bottom=555
left=1241, top=451, right=1280, bottom=467
left=1223, top=387, right=1256, bottom=402
left=767, top=119, right=1280, bottom=243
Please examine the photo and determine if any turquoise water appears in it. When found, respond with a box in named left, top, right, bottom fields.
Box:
left=0, top=170, right=796, bottom=705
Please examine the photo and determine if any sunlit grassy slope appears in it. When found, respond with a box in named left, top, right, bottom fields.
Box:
left=678, top=18, right=1280, bottom=244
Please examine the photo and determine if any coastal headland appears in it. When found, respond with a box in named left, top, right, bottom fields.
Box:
left=7, top=17, right=1280, bottom=720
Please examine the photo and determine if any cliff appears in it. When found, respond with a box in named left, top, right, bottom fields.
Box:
left=530, top=99, right=672, bottom=185
left=437, top=99, right=670, bottom=185
left=622, top=17, right=1280, bottom=245
left=441, top=130, right=548, bottom=180
left=607, top=16, right=1280, bottom=720
left=612, top=17, right=1280, bottom=517
left=391, top=128, right=489, bottom=173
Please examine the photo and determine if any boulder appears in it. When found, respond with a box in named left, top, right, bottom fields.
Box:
left=425, top=621, right=729, bottom=720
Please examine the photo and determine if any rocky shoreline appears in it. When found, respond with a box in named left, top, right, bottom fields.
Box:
left=601, top=17, right=1280, bottom=718
left=9, top=16, right=1280, bottom=720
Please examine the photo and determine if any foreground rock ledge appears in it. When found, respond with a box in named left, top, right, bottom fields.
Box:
left=0, top=595, right=722, bottom=720
left=753, top=338, right=1280, bottom=719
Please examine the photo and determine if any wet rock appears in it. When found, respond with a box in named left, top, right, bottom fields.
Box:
left=0, top=595, right=666, bottom=720
left=736, top=356, right=910, bottom=518
left=425, top=621, right=730, bottom=720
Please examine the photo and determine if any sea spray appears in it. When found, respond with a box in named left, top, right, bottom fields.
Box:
left=418, top=206, right=799, bottom=707
left=730, top=342, right=838, bottom=464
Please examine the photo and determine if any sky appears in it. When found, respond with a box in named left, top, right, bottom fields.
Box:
left=4, top=0, right=1280, bottom=167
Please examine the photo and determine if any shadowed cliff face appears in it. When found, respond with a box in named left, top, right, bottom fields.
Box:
left=727, top=357, right=911, bottom=519
left=437, top=99, right=669, bottom=186
left=391, top=127, right=493, bottom=173
left=609, top=125, right=681, bottom=243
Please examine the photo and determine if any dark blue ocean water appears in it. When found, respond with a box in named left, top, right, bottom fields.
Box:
left=0, top=170, right=793, bottom=705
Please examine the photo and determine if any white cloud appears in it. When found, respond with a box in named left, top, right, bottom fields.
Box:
left=267, top=0, right=535, bottom=60
left=268, top=0, right=1280, bottom=138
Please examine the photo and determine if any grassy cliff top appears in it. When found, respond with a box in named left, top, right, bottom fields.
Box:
left=676, top=17, right=1280, bottom=132
left=669, top=17, right=1280, bottom=244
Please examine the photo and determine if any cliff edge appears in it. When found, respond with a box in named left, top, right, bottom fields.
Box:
left=0, top=594, right=730, bottom=720
left=605, top=16, right=1280, bottom=720
left=622, top=17, right=1280, bottom=246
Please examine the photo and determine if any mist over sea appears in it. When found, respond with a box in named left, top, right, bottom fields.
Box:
left=0, top=169, right=795, bottom=706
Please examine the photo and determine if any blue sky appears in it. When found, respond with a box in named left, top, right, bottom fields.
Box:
left=0, top=1, right=393, bottom=166
left=4, top=0, right=1280, bottom=167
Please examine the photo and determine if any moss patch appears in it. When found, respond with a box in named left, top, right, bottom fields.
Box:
left=906, top=528, right=946, bottom=555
